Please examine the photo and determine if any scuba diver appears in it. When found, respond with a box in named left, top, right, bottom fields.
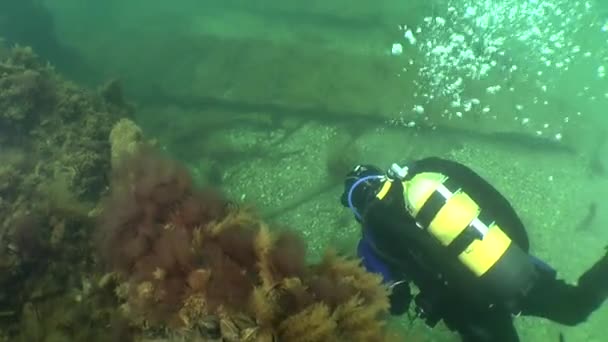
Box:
left=340, top=157, right=608, bottom=342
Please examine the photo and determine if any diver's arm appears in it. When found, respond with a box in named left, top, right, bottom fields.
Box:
left=521, top=250, right=608, bottom=325
left=357, top=231, right=412, bottom=315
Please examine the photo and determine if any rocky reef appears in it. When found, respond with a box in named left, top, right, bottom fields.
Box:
left=0, top=41, right=397, bottom=341
left=0, top=41, right=131, bottom=341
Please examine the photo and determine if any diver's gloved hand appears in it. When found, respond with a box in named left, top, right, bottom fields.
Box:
left=577, top=246, right=608, bottom=301
left=340, top=164, right=385, bottom=220
left=389, top=280, right=412, bottom=316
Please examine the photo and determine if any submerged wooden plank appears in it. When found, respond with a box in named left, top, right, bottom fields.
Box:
left=93, top=29, right=588, bottom=154
left=121, top=32, right=409, bottom=119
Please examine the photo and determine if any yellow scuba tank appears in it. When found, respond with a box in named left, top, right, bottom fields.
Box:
left=399, top=170, right=537, bottom=308
left=404, top=172, right=510, bottom=276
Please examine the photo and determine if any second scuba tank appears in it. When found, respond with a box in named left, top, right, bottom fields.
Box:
left=401, top=171, right=538, bottom=309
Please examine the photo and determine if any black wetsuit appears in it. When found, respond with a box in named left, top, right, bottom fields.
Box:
left=349, top=157, right=608, bottom=342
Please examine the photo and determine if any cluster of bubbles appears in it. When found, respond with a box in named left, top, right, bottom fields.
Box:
left=389, top=0, right=608, bottom=141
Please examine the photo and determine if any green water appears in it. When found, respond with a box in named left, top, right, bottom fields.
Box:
left=3, top=0, right=608, bottom=340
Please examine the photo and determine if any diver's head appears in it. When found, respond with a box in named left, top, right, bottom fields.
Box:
left=340, top=164, right=385, bottom=220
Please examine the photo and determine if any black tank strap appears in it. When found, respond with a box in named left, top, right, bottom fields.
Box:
left=414, top=176, right=461, bottom=228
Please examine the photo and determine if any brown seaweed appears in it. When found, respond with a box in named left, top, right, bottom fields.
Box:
left=97, top=147, right=393, bottom=341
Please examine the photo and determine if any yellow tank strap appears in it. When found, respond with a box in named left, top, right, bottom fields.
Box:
left=376, top=180, right=393, bottom=200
